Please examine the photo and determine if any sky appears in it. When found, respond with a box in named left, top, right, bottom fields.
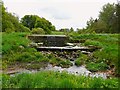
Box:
left=2, top=0, right=117, bottom=30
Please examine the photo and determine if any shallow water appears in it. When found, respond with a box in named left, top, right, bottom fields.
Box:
left=9, top=63, right=109, bottom=79
left=45, top=64, right=108, bottom=79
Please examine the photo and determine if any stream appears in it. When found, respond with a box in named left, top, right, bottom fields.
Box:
left=9, top=61, right=109, bottom=79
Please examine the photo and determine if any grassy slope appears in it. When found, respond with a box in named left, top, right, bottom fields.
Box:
left=70, top=34, right=118, bottom=74
left=2, top=32, right=119, bottom=88
left=2, top=32, right=72, bottom=69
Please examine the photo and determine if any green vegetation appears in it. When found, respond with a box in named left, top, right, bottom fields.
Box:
left=21, top=15, right=55, bottom=34
left=2, top=33, right=118, bottom=76
left=2, top=3, right=30, bottom=32
left=31, top=28, right=45, bottom=34
left=71, top=34, right=118, bottom=75
left=47, top=53, right=72, bottom=68
left=2, top=32, right=73, bottom=69
left=1, top=1, right=119, bottom=89
left=2, top=71, right=118, bottom=88
left=77, top=3, right=119, bottom=33
left=51, top=31, right=65, bottom=35
left=86, top=62, right=108, bottom=72
left=2, top=3, right=55, bottom=34
left=2, top=32, right=30, bottom=54
left=75, top=54, right=88, bottom=66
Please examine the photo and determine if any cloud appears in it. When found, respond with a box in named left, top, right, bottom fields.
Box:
left=41, top=7, right=71, bottom=20
left=3, top=0, right=116, bottom=30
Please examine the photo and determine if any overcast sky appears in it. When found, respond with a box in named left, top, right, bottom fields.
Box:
left=3, top=0, right=117, bottom=30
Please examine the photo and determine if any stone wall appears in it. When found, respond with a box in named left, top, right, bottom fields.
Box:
left=28, top=35, right=68, bottom=47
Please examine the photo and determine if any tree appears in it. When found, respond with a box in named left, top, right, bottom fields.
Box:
left=59, top=28, right=69, bottom=32
left=99, top=3, right=117, bottom=33
left=85, top=3, right=118, bottom=33
left=2, top=2, right=30, bottom=32
left=21, top=15, right=56, bottom=34
left=21, top=15, right=39, bottom=30
left=86, top=17, right=95, bottom=30
left=70, top=27, right=74, bottom=32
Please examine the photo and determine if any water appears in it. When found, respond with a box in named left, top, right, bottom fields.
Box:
left=45, top=63, right=108, bottom=79
left=8, top=60, right=109, bottom=79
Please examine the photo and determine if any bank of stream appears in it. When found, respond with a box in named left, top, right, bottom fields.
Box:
left=6, top=61, right=111, bottom=79
left=3, top=49, right=113, bottom=79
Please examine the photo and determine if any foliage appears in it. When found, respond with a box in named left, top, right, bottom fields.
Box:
left=2, top=3, right=30, bottom=32
left=2, top=32, right=30, bottom=54
left=31, top=28, right=45, bottom=34
left=20, top=15, right=38, bottom=30
left=2, top=32, right=73, bottom=69
left=21, top=15, right=56, bottom=34
left=85, top=3, right=118, bottom=33
left=84, top=39, right=102, bottom=47
left=70, top=33, right=118, bottom=75
left=2, top=71, right=118, bottom=88
left=75, top=54, right=88, bottom=66
left=86, top=62, right=108, bottom=72
left=51, top=31, right=65, bottom=35
left=48, top=54, right=72, bottom=68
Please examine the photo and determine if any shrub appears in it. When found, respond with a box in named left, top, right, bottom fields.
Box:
left=75, top=54, right=88, bottom=66
left=31, top=28, right=45, bottom=34
left=58, top=60, right=72, bottom=68
left=19, top=25, right=30, bottom=32
left=86, top=62, right=108, bottom=72
left=84, top=39, right=102, bottom=47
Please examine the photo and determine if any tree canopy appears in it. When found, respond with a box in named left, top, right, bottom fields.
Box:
left=21, top=15, right=56, bottom=34
left=85, top=3, right=119, bottom=33
left=2, top=2, right=30, bottom=32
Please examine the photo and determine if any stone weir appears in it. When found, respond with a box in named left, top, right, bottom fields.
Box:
left=28, top=35, right=68, bottom=47
left=28, top=35, right=99, bottom=52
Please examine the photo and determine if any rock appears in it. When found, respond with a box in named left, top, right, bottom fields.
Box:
left=81, top=51, right=91, bottom=54
left=29, top=42, right=38, bottom=48
left=37, top=43, right=43, bottom=46
left=19, top=45, right=24, bottom=49
left=66, top=43, right=74, bottom=46
left=70, top=58, right=74, bottom=61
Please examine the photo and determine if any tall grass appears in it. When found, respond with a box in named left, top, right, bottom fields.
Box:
left=2, top=71, right=118, bottom=88
left=2, top=32, right=30, bottom=54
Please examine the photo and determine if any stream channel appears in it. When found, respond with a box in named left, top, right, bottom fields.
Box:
left=9, top=60, right=109, bottom=79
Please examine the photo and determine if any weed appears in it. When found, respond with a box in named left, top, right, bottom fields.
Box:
left=2, top=71, right=118, bottom=88
left=75, top=54, right=88, bottom=66
left=86, top=62, right=108, bottom=72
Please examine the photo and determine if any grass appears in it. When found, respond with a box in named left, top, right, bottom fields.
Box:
left=86, top=62, right=108, bottom=72
left=2, top=32, right=119, bottom=73
left=2, top=32, right=73, bottom=69
left=1, top=32, right=119, bottom=88
left=75, top=54, right=88, bottom=66
left=51, top=31, right=65, bottom=35
left=70, top=33, right=119, bottom=75
left=2, top=71, right=118, bottom=88
left=48, top=54, right=72, bottom=68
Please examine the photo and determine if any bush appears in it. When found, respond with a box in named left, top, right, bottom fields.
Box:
left=75, top=54, right=88, bottom=66
left=58, top=60, right=72, bottom=68
left=5, top=28, right=15, bottom=33
left=31, top=28, right=45, bottom=34
left=86, top=62, right=108, bottom=72
left=19, top=25, right=30, bottom=32
left=84, top=39, right=102, bottom=47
